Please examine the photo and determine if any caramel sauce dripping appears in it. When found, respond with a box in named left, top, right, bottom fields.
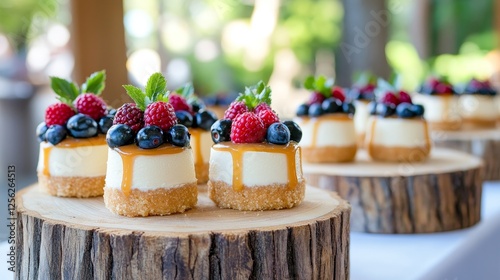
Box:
left=212, top=142, right=300, bottom=191
left=41, top=135, right=106, bottom=177
left=301, top=114, right=352, bottom=148
left=112, top=144, right=187, bottom=196
left=189, top=128, right=205, bottom=173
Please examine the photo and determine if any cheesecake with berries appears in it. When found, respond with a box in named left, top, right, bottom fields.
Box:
left=349, top=74, right=377, bottom=145
left=104, top=73, right=197, bottom=217
left=294, top=76, right=357, bottom=163
left=412, top=77, right=461, bottom=130
left=170, top=84, right=218, bottom=184
left=36, top=70, right=112, bottom=197
left=208, top=81, right=305, bottom=211
left=458, top=78, right=499, bottom=128
left=365, top=90, right=431, bottom=162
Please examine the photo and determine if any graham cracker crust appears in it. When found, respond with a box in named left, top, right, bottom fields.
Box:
left=428, top=121, right=462, bottom=131
left=195, top=163, right=209, bottom=184
left=302, top=145, right=357, bottom=163
left=38, top=173, right=104, bottom=198
left=103, top=183, right=198, bottom=217
left=207, top=180, right=306, bottom=211
left=367, top=144, right=431, bottom=162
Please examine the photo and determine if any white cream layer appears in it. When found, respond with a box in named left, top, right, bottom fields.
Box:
left=353, top=100, right=370, bottom=135
left=412, top=94, right=461, bottom=122
left=105, top=148, right=196, bottom=191
left=458, top=95, right=499, bottom=120
left=209, top=148, right=302, bottom=187
left=37, top=142, right=108, bottom=177
left=190, top=129, right=212, bottom=163
left=365, top=117, right=429, bottom=147
left=295, top=116, right=357, bottom=147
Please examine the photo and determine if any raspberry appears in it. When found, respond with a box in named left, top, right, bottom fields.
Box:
left=169, top=94, right=193, bottom=114
left=230, top=112, right=266, bottom=143
left=144, top=101, right=177, bottom=132
left=254, top=103, right=271, bottom=115
left=380, top=92, right=400, bottom=106
left=75, top=93, right=107, bottom=120
left=331, top=87, right=346, bottom=102
left=113, top=103, right=144, bottom=133
left=258, top=108, right=279, bottom=129
left=398, top=91, right=412, bottom=104
left=224, top=101, right=249, bottom=120
left=307, top=92, right=326, bottom=105
left=45, top=103, right=75, bottom=126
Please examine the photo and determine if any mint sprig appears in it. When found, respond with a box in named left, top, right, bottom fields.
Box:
left=81, top=70, right=106, bottom=95
left=50, top=70, right=107, bottom=106
left=353, top=71, right=377, bottom=87
left=123, top=72, right=169, bottom=111
left=303, top=75, right=334, bottom=97
left=236, top=80, right=272, bottom=110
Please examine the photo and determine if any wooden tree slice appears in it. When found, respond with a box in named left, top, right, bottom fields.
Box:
left=16, top=185, right=350, bottom=280
left=431, top=128, right=500, bottom=181
left=303, top=148, right=483, bottom=234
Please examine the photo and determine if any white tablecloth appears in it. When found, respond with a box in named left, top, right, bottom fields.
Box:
left=1, top=182, right=500, bottom=279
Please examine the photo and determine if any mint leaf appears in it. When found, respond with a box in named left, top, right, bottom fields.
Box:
left=304, top=76, right=315, bottom=90
left=175, top=83, right=195, bottom=99
left=50, top=77, right=79, bottom=105
left=81, top=70, right=106, bottom=95
left=377, top=78, right=395, bottom=92
left=123, top=85, right=146, bottom=110
left=145, top=72, right=167, bottom=102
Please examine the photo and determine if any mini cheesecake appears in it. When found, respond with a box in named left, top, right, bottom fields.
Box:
left=349, top=81, right=376, bottom=146
left=458, top=79, right=498, bottom=129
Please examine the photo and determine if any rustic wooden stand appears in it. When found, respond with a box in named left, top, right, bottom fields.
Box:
left=432, top=128, right=500, bottom=181
left=16, top=185, right=350, bottom=280
left=304, top=148, right=483, bottom=234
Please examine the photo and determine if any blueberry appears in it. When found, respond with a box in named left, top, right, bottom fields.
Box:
left=136, top=125, right=164, bottom=149
left=98, top=115, right=114, bottom=134
left=283, top=121, right=302, bottom=143
left=411, top=104, right=425, bottom=116
left=266, top=123, right=290, bottom=145
left=368, top=102, right=378, bottom=115
left=166, top=124, right=190, bottom=147
left=45, top=125, right=67, bottom=145
left=66, top=113, right=98, bottom=138
left=308, top=103, right=323, bottom=117
left=190, top=99, right=205, bottom=113
left=107, top=108, right=117, bottom=116
left=36, top=122, right=48, bottom=142
left=342, top=103, right=356, bottom=115
left=106, top=124, right=134, bottom=148
left=296, top=104, right=309, bottom=117
left=211, top=119, right=232, bottom=143
left=396, top=102, right=415, bottom=118
left=376, top=103, right=396, bottom=117
left=321, top=98, right=342, bottom=114
left=195, top=110, right=218, bottom=130
left=175, top=110, right=194, bottom=127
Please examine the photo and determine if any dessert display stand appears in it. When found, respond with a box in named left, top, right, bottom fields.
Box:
left=304, top=148, right=483, bottom=234
left=431, top=128, right=500, bottom=181
left=16, top=185, right=350, bottom=280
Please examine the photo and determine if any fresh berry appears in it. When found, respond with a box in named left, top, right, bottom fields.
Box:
left=322, top=98, right=343, bottom=114
left=195, top=110, right=218, bottom=130
left=368, top=102, right=377, bottom=115
left=396, top=103, right=415, bottom=118
left=211, top=119, right=232, bottom=143
left=175, top=110, right=193, bottom=127
left=136, top=125, right=164, bottom=149
left=411, top=104, right=425, bottom=116
left=224, top=101, right=249, bottom=120
left=308, top=103, right=323, bottom=117
left=98, top=115, right=114, bottom=134
left=435, top=83, right=453, bottom=94
left=189, top=99, right=205, bottom=113
left=74, top=93, right=107, bottom=120
left=45, top=125, right=67, bottom=145
left=66, top=113, right=98, bottom=138
left=296, top=104, right=309, bottom=116
left=36, top=122, right=48, bottom=142
left=113, top=103, right=144, bottom=133
left=307, top=92, right=326, bottom=105
left=144, top=101, right=177, bottom=132
left=166, top=124, right=190, bottom=147
left=376, top=103, right=396, bottom=117
left=257, top=108, right=279, bottom=129
left=254, top=103, right=271, bottom=115
left=331, top=87, right=346, bottom=102
left=106, top=124, right=135, bottom=148
left=380, top=92, right=400, bottom=106
left=266, top=123, right=290, bottom=145
left=283, top=121, right=302, bottom=143
left=45, top=103, right=75, bottom=126
left=108, top=108, right=117, bottom=116
left=342, top=103, right=356, bottom=115
left=398, top=91, right=412, bottom=104
left=169, top=94, right=193, bottom=114
left=230, top=112, right=266, bottom=143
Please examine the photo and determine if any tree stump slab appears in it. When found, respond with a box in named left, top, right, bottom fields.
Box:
left=432, top=129, right=500, bottom=181
left=16, top=185, right=350, bottom=280
left=303, top=148, right=483, bottom=234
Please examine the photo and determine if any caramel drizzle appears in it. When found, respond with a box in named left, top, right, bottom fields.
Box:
left=112, top=144, right=187, bottom=196
left=302, top=114, right=352, bottom=148
left=41, top=135, right=106, bottom=177
left=189, top=128, right=205, bottom=173
left=212, top=142, right=300, bottom=191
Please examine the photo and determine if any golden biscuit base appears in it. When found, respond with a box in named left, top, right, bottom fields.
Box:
left=302, top=145, right=357, bottom=163
left=195, top=163, right=209, bottom=184
left=207, top=180, right=306, bottom=211
left=367, top=144, right=431, bottom=162
left=428, top=120, right=462, bottom=131
left=461, top=118, right=497, bottom=129
left=38, top=173, right=104, bottom=198
left=103, top=183, right=198, bottom=217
